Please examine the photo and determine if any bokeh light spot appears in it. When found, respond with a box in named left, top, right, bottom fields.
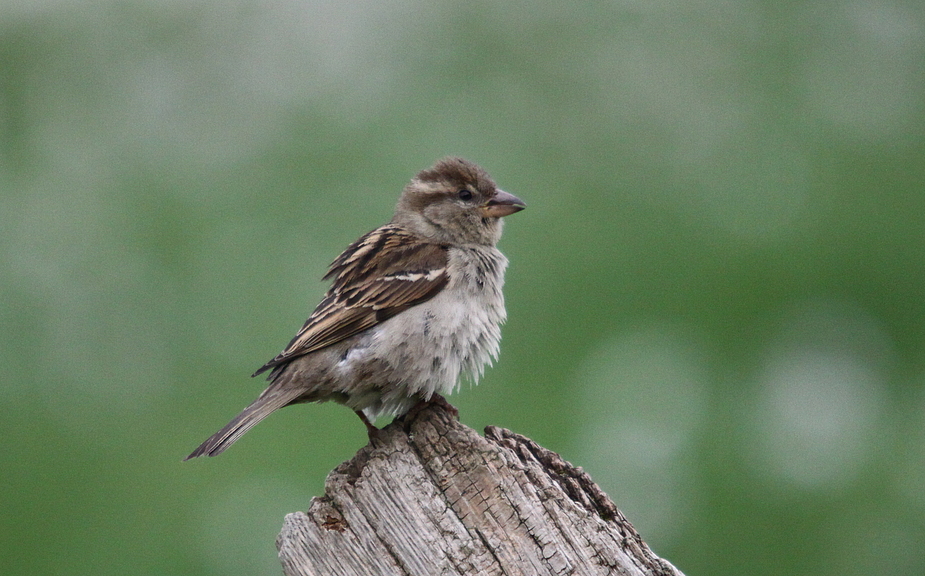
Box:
left=571, top=323, right=709, bottom=540
left=750, top=299, right=891, bottom=490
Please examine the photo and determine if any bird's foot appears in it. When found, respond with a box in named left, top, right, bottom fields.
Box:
left=428, top=393, right=460, bottom=419
left=354, top=410, right=383, bottom=443
left=402, top=393, right=459, bottom=424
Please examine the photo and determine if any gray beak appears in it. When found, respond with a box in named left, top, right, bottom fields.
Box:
left=480, top=189, right=526, bottom=218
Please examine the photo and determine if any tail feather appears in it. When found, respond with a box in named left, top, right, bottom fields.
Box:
left=184, top=389, right=300, bottom=460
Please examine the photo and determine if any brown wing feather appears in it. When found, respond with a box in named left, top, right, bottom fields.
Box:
left=252, top=225, right=449, bottom=376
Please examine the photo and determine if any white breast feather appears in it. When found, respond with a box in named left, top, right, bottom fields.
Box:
left=356, top=245, right=509, bottom=417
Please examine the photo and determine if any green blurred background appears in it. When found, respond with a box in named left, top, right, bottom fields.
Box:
left=2, top=1, right=924, bottom=574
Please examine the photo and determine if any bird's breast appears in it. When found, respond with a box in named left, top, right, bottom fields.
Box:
left=367, top=245, right=509, bottom=394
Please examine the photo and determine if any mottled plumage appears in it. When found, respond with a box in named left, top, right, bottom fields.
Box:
left=253, top=227, right=450, bottom=375
left=186, top=158, right=524, bottom=459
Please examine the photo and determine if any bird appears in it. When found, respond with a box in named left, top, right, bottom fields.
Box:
left=185, top=157, right=525, bottom=459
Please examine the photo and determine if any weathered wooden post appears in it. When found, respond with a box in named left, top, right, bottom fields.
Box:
left=277, top=403, right=684, bottom=576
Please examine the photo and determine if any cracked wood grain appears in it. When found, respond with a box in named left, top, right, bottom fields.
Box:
left=277, top=403, right=685, bottom=576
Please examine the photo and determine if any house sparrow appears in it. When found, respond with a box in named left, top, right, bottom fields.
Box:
left=185, top=157, right=525, bottom=459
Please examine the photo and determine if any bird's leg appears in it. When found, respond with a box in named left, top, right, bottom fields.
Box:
left=354, top=410, right=381, bottom=441
left=428, top=393, right=460, bottom=419
left=403, top=393, right=460, bottom=424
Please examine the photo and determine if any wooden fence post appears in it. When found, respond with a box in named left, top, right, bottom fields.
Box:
left=277, top=402, right=684, bottom=576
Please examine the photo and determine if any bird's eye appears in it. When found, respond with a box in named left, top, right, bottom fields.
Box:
left=458, top=189, right=474, bottom=202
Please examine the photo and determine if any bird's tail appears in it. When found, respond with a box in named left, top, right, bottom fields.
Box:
left=184, top=388, right=300, bottom=460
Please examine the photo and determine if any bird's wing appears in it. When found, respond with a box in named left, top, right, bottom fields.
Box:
left=252, top=225, right=449, bottom=376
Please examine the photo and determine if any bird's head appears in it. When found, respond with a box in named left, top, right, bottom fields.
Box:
left=392, top=157, right=525, bottom=246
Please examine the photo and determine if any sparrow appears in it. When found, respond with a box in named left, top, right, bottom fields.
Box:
left=185, top=157, right=525, bottom=459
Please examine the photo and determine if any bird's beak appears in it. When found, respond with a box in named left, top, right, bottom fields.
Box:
left=480, top=189, right=526, bottom=218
